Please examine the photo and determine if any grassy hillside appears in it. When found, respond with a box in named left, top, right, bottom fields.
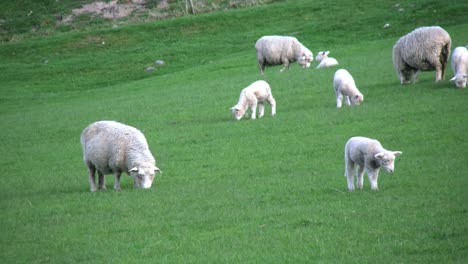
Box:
left=1, top=0, right=467, bottom=263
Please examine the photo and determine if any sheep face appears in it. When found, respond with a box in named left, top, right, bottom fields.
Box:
left=129, top=163, right=160, bottom=189
left=315, top=51, right=329, bottom=62
left=450, top=75, right=467, bottom=88
left=350, top=94, right=364, bottom=105
left=297, top=52, right=313, bottom=68
left=230, top=107, right=245, bottom=120
left=374, top=151, right=402, bottom=173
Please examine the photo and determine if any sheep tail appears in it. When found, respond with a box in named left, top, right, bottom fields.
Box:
left=440, top=42, right=451, bottom=80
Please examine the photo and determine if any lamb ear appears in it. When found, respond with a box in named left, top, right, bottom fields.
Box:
left=374, top=152, right=384, bottom=159
left=325, top=51, right=330, bottom=55
left=129, top=167, right=138, bottom=173
left=449, top=76, right=456, bottom=81
left=393, top=151, right=402, bottom=156
left=155, top=166, right=161, bottom=173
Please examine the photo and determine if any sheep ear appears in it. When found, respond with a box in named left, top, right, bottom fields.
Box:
left=326, top=51, right=330, bottom=55
left=374, top=152, right=384, bottom=159
left=129, top=167, right=138, bottom=173
left=393, top=151, right=402, bottom=156
left=449, top=76, right=456, bottom=81
left=155, top=166, right=161, bottom=173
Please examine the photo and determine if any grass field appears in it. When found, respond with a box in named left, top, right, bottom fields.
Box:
left=1, top=0, right=467, bottom=263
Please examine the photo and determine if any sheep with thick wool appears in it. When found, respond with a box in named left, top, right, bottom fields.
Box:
left=344, top=137, right=402, bottom=191
left=81, top=121, right=160, bottom=192
left=255, top=36, right=313, bottom=74
left=392, top=26, right=451, bottom=84
left=333, top=69, right=364, bottom=108
left=230, top=80, right=276, bottom=120
left=315, top=51, right=339, bottom=68
left=449, top=46, right=468, bottom=88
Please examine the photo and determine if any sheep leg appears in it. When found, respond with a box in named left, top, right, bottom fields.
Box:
left=367, top=169, right=380, bottom=191
left=335, top=91, right=343, bottom=108
left=114, top=172, right=121, bottom=191
left=356, top=166, right=365, bottom=189
left=346, top=162, right=355, bottom=191
left=98, top=171, right=106, bottom=190
left=258, top=102, right=265, bottom=118
left=259, top=63, right=265, bottom=75
left=250, top=99, right=258, bottom=119
left=267, top=96, right=276, bottom=116
left=345, top=96, right=351, bottom=106
left=434, top=65, right=443, bottom=82
left=87, top=165, right=97, bottom=192
left=280, top=58, right=289, bottom=72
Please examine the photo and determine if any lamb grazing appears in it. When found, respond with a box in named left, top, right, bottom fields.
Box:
left=449, top=46, right=468, bottom=88
left=315, top=51, right=339, bottom=68
left=333, top=69, right=364, bottom=108
left=392, top=26, right=451, bottom=84
left=344, top=137, right=402, bottom=191
left=80, top=121, right=161, bottom=192
left=230, top=80, right=276, bottom=120
left=255, top=35, right=313, bottom=74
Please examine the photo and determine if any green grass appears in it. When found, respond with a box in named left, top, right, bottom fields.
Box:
left=1, top=0, right=467, bottom=263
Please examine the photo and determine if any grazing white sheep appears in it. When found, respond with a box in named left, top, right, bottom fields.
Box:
left=333, top=69, right=364, bottom=108
left=230, top=80, right=276, bottom=120
left=392, top=26, right=451, bottom=84
left=255, top=36, right=313, bottom=74
left=315, top=51, right=339, bottom=68
left=80, top=121, right=161, bottom=192
left=344, top=137, right=402, bottom=191
left=449, top=46, right=468, bottom=88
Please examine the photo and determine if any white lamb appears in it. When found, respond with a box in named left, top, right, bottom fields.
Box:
left=333, top=69, right=364, bottom=108
left=449, top=46, right=468, bottom=88
left=80, top=121, right=161, bottom=192
left=344, top=137, right=402, bottom=191
left=315, top=51, right=339, bottom=68
left=230, top=80, right=276, bottom=120
left=392, top=26, right=451, bottom=84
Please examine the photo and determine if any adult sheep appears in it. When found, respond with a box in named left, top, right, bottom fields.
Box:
left=80, top=121, right=161, bottom=192
left=392, top=26, right=451, bottom=84
left=255, top=36, right=313, bottom=74
left=449, top=46, right=468, bottom=88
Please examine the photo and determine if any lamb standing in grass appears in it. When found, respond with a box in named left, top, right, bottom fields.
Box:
left=449, top=46, right=468, bottom=88
left=315, top=51, right=339, bottom=68
left=333, top=69, right=364, bottom=108
left=344, top=137, right=402, bottom=191
left=255, top=36, right=313, bottom=74
left=230, top=80, right=276, bottom=120
left=392, top=26, right=451, bottom=84
left=80, top=121, right=161, bottom=192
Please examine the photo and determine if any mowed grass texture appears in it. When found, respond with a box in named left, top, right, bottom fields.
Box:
left=1, top=0, right=467, bottom=263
